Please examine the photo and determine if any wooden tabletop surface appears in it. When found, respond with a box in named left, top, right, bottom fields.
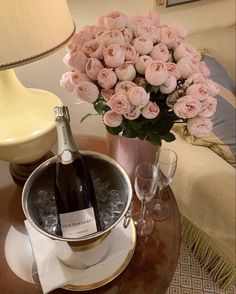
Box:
left=0, top=135, right=181, bottom=294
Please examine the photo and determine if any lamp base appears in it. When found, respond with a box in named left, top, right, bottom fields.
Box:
left=9, top=152, right=54, bottom=185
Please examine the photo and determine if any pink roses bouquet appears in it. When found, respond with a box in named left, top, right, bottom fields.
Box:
left=60, top=10, right=218, bottom=145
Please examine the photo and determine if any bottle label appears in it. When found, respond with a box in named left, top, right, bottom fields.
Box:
left=59, top=207, right=97, bottom=238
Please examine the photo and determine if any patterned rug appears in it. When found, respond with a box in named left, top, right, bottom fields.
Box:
left=166, top=241, right=236, bottom=294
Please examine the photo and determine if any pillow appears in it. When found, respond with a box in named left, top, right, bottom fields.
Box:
left=173, top=55, right=236, bottom=168
left=186, top=25, right=236, bottom=82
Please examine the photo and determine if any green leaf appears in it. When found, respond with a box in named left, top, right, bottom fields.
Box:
left=146, top=133, right=162, bottom=146
left=80, top=113, right=97, bottom=123
left=145, top=83, right=160, bottom=94
left=105, top=125, right=122, bottom=135
left=123, top=128, right=137, bottom=138
left=93, top=98, right=110, bottom=115
left=161, top=132, right=176, bottom=142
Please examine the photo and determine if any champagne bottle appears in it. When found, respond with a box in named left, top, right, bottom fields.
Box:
left=54, top=106, right=101, bottom=238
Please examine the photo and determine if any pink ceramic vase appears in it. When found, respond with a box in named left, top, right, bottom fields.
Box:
left=107, top=133, right=160, bottom=184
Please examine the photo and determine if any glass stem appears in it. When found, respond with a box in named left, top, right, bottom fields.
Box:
left=156, top=188, right=163, bottom=209
left=140, top=199, right=147, bottom=224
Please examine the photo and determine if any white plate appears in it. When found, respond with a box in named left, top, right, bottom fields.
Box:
left=63, top=220, right=136, bottom=291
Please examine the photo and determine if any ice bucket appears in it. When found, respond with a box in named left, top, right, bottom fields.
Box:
left=22, top=151, right=132, bottom=269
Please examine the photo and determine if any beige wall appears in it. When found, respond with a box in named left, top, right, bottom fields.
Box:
left=15, top=0, right=235, bottom=137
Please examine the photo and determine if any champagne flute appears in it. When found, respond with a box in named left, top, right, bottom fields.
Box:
left=154, top=149, right=178, bottom=221
left=132, top=162, right=158, bottom=236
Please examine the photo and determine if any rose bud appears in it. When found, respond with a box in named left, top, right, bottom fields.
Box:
left=103, top=110, right=123, bottom=127
left=160, top=76, right=177, bottom=94
left=122, top=43, right=139, bottom=63
left=145, top=11, right=160, bottom=27
left=150, top=43, right=170, bottom=62
left=104, top=11, right=128, bottom=30
left=115, top=81, right=136, bottom=93
left=184, top=73, right=206, bottom=88
left=120, top=28, right=133, bottom=44
left=74, top=81, right=99, bottom=103
left=101, top=88, right=115, bottom=101
left=97, top=68, right=117, bottom=89
left=60, top=72, right=75, bottom=92
left=108, top=92, right=132, bottom=114
left=173, top=95, right=201, bottom=118
left=63, top=51, right=88, bottom=73
left=124, top=106, right=141, bottom=120
left=168, top=23, right=188, bottom=39
left=85, top=58, right=104, bottom=80
left=128, top=86, right=150, bottom=107
left=186, top=83, right=210, bottom=101
left=199, top=97, right=217, bottom=118
left=142, top=101, right=160, bottom=119
left=187, top=116, right=213, bottom=137
left=60, top=71, right=90, bottom=92
left=104, top=43, right=126, bottom=68
left=174, top=42, right=201, bottom=63
left=145, top=60, right=168, bottom=86
left=133, top=37, right=153, bottom=55
left=159, top=27, right=178, bottom=49
left=205, top=79, right=219, bottom=96
left=115, top=62, right=136, bottom=81
left=67, top=30, right=93, bottom=52
left=99, top=30, right=125, bottom=47
left=166, top=63, right=181, bottom=80
left=135, top=55, right=153, bottom=75
left=177, top=56, right=195, bottom=79
left=82, top=39, right=104, bottom=60
left=193, top=61, right=211, bottom=78
left=135, top=24, right=153, bottom=40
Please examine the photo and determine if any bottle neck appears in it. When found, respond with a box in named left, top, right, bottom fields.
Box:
left=56, top=117, right=78, bottom=156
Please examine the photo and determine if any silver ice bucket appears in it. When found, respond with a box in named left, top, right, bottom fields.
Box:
left=22, top=151, right=132, bottom=269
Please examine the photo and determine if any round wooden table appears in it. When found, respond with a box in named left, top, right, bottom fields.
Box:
left=0, top=135, right=181, bottom=294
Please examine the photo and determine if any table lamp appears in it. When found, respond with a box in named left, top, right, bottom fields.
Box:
left=0, top=0, right=75, bottom=183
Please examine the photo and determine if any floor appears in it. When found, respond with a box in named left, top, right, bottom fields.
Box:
left=166, top=241, right=236, bottom=294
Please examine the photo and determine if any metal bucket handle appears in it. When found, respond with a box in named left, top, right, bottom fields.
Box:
left=123, top=206, right=132, bottom=228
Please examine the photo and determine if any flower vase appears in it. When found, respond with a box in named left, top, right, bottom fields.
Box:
left=107, top=133, right=160, bottom=184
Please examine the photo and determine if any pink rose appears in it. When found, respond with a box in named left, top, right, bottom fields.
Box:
left=145, top=60, right=168, bottom=86
left=184, top=73, right=206, bottom=87
left=194, top=61, right=211, bottom=78
left=67, top=31, right=93, bottom=52
left=168, top=23, right=188, bottom=39
left=159, top=27, right=178, bottom=49
left=187, top=116, right=213, bottom=137
left=177, top=56, right=195, bottom=79
left=108, top=92, right=132, bottom=114
left=122, top=43, right=139, bottom=63
left=60, top=71, right=90, bottom=91
left=96, top=15, right=105, bottom=26
left=83, top=25, right=98, bottom=38
left=99, top=30, right=125, bottom=47
left=124, top=106, right=141, bottom=120
left=120, top=28, right=133, bottom=44
left=63, top=51, right=88, bottom=73
left=160, top=76, right=177, bottom=94
left=205, top=79, right=219, bottom=96
left=101, top=88, right=115, bottom=101
left=103, top=11, right=128, bottom=30
left=135, top=25, right=153, bottom=40
left=103, top=110, right=123, bottom=127
left=115, top=62, right=136, bottom=81
left=142, top=101, right=160, bottom=119
left=174, top=42, right=201, bottom=62
left=104, top=44, right=126, bottom=68
left=150, top=43, right=170, bottom=62
left=174, top=95, right=201, bottom=118
left=186, top=83, right=210, bottom=101
left=82, top=39, right=104, bottom=60
left=145, top=11, right=160, bottom=27
left=133, top=37, right=153, bottom=55
left=128, top=86, right=150, bottom=107
left=199, top=97, right=217, bottom=118
left=60, top=72, right=75, bottom=92
left=85, top=58, right=104, bottom=80
left=166, top=63, right=181, bottom=80
left=97, top=68, right=117, bottom=89
left=115, top=81, right=136, bottom=93
left=74, top=81, right=99, bottom=103
left=135, top=55, right=153, bottom=75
